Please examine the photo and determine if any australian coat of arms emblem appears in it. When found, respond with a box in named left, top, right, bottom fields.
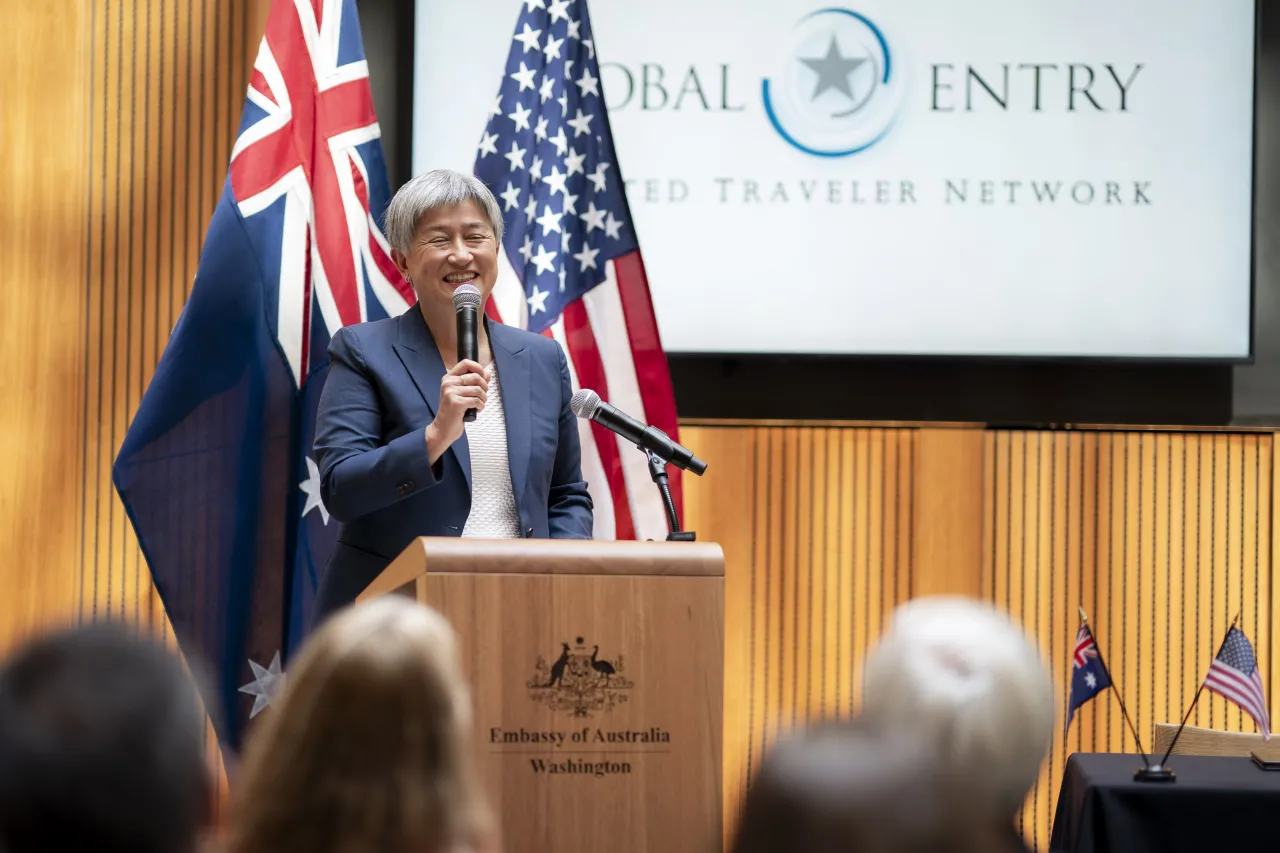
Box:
left=527, top=636, right=634, bottom=717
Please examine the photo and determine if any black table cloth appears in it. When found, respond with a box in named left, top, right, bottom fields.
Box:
left=1049, top=752, right=1280, bottom=853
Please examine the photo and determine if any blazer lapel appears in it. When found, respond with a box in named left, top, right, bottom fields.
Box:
left=392, top=306, right=472, bottom=495
left=490, top=321, right=530, bottom=504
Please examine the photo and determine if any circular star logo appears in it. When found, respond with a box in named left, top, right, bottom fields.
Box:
left=762, top=8, right=902, bottom=157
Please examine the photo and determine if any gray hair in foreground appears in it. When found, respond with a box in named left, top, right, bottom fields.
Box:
left=384, top=169, right=505, bottom=254
left=860, top=596, right=1055, bottom=819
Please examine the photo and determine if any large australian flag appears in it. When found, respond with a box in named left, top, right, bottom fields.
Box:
left=112, top=0, right=412, bottom=748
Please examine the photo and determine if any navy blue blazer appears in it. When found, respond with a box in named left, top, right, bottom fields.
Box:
left=310, top=306, right=593, bottom=622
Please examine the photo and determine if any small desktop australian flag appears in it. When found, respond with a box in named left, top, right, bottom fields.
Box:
left=1065, top=621, right=1113, bottom=734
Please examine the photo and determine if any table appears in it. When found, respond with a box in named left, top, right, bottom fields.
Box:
left=1049, top=753, right=1280, bottom=853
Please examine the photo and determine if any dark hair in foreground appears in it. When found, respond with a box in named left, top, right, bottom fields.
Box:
left=0, top=622, right=210, bottom=853
left=731, top=723, right=1010, bottom=853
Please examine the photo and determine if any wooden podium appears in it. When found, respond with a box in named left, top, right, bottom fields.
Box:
left=357, top=537, right=725, bottom=853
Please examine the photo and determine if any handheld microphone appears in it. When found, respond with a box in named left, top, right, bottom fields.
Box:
left=570, top=388, right=707, bottom=475
left=452, top=284, right=482, bottom=423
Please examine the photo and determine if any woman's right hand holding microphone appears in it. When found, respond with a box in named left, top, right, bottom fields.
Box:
left=424, top=360, right=488, bottom=464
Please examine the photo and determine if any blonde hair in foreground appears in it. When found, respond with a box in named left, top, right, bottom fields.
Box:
left=860, top=596, right=1055, bottom=820
left=228, top=598, right=491, bottom=853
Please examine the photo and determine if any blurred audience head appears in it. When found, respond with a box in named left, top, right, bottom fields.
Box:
left=0, top=621, right=211, bottom=853
left=229, top=596, right=490, bottom=853
left=731, top=722, right=999, bottom=853
left=861, top=596, right=1055, bottom=819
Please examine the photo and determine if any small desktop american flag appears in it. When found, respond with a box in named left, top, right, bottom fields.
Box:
left=1204, top=627, right=1270, bottom=740
left=473, top=0, right=681, bottom=541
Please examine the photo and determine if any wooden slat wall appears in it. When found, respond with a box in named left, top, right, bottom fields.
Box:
left=683, top=425, right=920, bottom=843
left=4, top=0, right=271, bottom=813
left=987, top=430, right=1274, bottom=849
left=686, top=424, right=1277, bottom=853
left=77, top=0, right=269, bottom=639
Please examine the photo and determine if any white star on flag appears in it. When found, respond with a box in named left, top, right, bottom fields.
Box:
left=527, top=284, right=550, bottom=314
left=535, top=205, right=563, bottom=235
left=588, top=161, right=609, bottom=192
left=299, top=456, right=329, bottom=525
left=548, top=0, right=571, bottom=23
left=509, top=102, right=533, bottom=132
left=504, top=140, right=527, bottom=170
left=540, top=75, right=556, bottom=103
left=579, top=201, right=606, bottom=232
left=531, top=244, right=558, bottom=275
left=543, top=34, right=564, bottom=62
left=514, top=22, right=541, bottom=52
left=604, top=211, right=622, bottom=239
left=478, top=132, right=498, bottom=158
left=500, top=181, right=522, bottom=211
left=568, top=108, right=593, bottom=137
left=239, top=651, right=285, bottom=718
left=567, top=17, right=581, bottom=39
left=565, top=147, right=586, bottom=176
left=1085, top=672, right=1097, bottom=689
left=511, top=62, right=538, bottom=92
left=576, top=67, right=599, bottom=98
left=544, top=165, right=568, bottom=197
left=573, top=244, right=600, bottom=272
left=534, top=115, right=549, bottom=142
left=550, top=127, right=569, bottom=157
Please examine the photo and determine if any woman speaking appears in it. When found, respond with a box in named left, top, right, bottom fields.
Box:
left=310, top=170, right=593, bottom=622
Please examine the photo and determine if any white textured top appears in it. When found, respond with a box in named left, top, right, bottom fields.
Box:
left=461, top=364, right=521, bottom=539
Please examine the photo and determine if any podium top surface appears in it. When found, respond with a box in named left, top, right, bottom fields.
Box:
left=359, top=537, right=725, bottom=602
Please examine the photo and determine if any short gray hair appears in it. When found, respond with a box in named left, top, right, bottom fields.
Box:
left=384, top=169, right=505, bottom=254
left=860, top=597, right=1055, bottom=819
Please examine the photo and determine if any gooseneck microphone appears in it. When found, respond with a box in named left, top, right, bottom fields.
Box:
left=570, top=388, right=707, bottom=475
left=452, top=284, right=482, bottom=423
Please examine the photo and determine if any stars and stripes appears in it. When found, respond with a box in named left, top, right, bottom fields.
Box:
left=473, top=0, right=681, bottom=540
left=1204, top=627, right=1270, bottom=740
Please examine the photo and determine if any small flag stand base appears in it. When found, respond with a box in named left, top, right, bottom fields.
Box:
left=1134, top=764, right=1176, bottom=782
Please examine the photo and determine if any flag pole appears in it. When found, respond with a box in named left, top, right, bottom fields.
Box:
left=1156, top=611, right=1241, bottom=770
left=1080, top=607, right=1150, bottom=764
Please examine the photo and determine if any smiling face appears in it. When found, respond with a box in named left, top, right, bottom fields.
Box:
left=393, top=200, right=499, bottom=310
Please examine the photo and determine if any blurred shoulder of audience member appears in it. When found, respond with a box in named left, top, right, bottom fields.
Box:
left=731, top=722, right=1007, bottom=853
left=0, top=622, right=212, bottom=853
left=228, top=597, right=491, bottom=853
left=861, top=596, right=1053, bottom=847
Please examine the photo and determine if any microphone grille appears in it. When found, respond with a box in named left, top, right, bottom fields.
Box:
left=570, top=388, right=601, bottom=419
left=451, top=283, right=482, bottom=310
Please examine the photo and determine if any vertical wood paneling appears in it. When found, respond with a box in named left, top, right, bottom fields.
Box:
left=683, top=425, right=918, bottom=840
left=984, top=430, right=1273, bottom=852
left=0, top=0, right=273, bottom=813
left=72, top=0, right=270, bottom=640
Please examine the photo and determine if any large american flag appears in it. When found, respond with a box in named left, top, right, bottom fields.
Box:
left=1204, top=627, right=1270, bottom=740
left=472, top=0, right=682, bottom=541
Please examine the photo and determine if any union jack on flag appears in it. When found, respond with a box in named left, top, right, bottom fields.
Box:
left=1065, top=621, right=1112, bottom=735
left=473, top=0, right=682, bottom=541
left=114, top=0, right=402, bottom=748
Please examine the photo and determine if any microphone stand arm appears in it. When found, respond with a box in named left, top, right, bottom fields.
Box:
left=646, top=451, right=696, bottom=542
